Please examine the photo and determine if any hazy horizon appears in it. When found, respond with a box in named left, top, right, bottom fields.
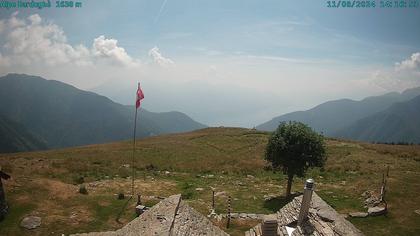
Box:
left=1, top=1, right=419, bottom=127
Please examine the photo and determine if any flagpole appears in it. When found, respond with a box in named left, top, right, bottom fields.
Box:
left=131, top=82, right=142, bottom=197
left=116, top=83, right=142, bottom=223
left=131, top=105, right=138, bottom=197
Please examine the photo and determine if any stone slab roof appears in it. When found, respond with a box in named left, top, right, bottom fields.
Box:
left=246, top=192, right=363, bottom=236
left=72, top=194, right=228, bottom=236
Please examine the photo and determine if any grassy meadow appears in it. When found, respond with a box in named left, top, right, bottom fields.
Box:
left=0, top=127, right=419, bottom=235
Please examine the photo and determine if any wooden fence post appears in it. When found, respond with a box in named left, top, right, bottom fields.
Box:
left=212, top=190, right=215, bottom=210
left=137, top=194, right=142, bottom=206
left=227, top=195, right=231, bottom=228
left=380, top=173, right=385, bottom=202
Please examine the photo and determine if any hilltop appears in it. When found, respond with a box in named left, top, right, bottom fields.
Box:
left=0, top=127, right=419, bottom=235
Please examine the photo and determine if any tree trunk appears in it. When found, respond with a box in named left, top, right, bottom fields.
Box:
left=286, top=174, right=293, bottom=198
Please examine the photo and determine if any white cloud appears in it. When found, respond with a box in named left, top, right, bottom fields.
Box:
left=8, top=11, right=25, bottom=28
left=27, top=14, right=42, bottom=25
left=0, top=12, right=139, bottom=67
left=395, top=52, right=420, bottom=72
left=371, top=52, right=420, bottom=91
left=148, top=46, right=174, bottom=67
left=92, top=35, right=139, bottom=67
left=1, top=13, right=91, bottom=66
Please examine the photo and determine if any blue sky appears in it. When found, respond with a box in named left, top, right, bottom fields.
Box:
left=22, top=0, right=419, bottom=61
left=0, top=0, right=419, bottom=126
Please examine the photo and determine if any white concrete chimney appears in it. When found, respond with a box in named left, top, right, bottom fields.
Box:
left=297, top=178, right=315, bottom=225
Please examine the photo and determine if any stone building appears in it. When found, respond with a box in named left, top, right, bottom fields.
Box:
left=246, top=191, right=363, bottom=236
left=72, top=194, right=228, bottom=236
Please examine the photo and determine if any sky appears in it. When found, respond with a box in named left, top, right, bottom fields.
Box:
left=0, top=0, right=419, bottom=127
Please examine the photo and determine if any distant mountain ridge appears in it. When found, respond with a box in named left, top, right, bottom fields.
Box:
left=257, top=87, right=420, bottom=143
left=335, top=95, right=420, bottom=143
left=0, top=73, right=206, bottom=152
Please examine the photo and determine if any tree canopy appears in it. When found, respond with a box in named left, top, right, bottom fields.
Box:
left=265, top=121, right=326, bottom=196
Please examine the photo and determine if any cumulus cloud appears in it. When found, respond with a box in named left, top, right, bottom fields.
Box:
left=0, top=12, right=139, bottom=67
left=371, top=52, right=420, bottom=91
left=0, top=12, right=91, bottom=66
left=8, top=11, right=25, bottom=28
left=395, top=52, right=420, bottom=72
left=27, top=14, right=42, bottom=25
left=92, top=35, right=139, bottom=67
left=148, top=46, right=174, bottom=67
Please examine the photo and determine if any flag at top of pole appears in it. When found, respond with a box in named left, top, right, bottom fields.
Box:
left=136, top=83, right=145, bottom=109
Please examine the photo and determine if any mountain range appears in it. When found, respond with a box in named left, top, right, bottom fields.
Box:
left=2, top=73, right=420, bottom=152
left=0, top=73, right=206, bottom=152
left=335, top=95, right=420, bottom=143
left=257, top=87, right=420, bottom=143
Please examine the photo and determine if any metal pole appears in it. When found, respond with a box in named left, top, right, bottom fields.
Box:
left=116, top=83, right=141, bottom=223
left=131, top=106, right=138, bottom=196
left=297, top=179, right=315, bottom=226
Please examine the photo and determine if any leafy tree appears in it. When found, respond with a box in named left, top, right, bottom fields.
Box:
left=265, top=121, right=326, bottom=198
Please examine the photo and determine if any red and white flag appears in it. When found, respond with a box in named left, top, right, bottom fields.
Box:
left=135, top=83, right=144, bottom=109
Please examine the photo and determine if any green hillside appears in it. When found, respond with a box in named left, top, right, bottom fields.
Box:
left=0, top=116, right=46, bottom=153
left=0, top=128, right=419, bottom=235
